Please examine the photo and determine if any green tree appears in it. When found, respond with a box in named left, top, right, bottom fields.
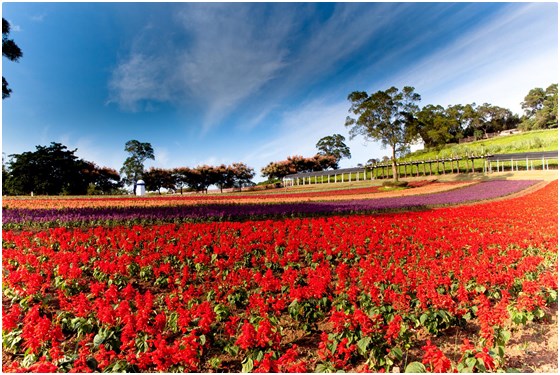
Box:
left=315, top=134, right=351, bottom=169
left=172, top=167, right=193, bottom=194
left=120, top=140, right=155, bottom=194
left=3, top=18, right=23, bottom=99
left=521, top=83, right=558, bottom=129
left=476, top=103, right=518, bottom=136
left=416, top=104, right=457, bottom=148
left=89, top=165, right=122, bottom=194
left=143, top=167, right=175, bottom=194
left=229, top=162, right=255, bottom=190
left=4, top=142, right=94, bottom=195
left=345, top=86, right=421, bottom=181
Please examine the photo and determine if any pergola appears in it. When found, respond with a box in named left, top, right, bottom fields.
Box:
left=283, top=167, right=367, bottom=186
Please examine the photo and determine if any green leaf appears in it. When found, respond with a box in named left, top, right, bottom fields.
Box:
left=93, top=332, right=105, bottom=348
left=391, top=347, right=403, bottom=361
left=241, top=357, right=254, bottom=373
left=357, top=336, right=372, bottom=356
left=404, top=361, right=426, bottom=373
left=419, top=313, right=428, bottom=325
left=465, top=357, right=477, bottom=370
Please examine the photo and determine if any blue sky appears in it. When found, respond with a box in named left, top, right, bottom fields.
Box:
left=1, top=2, right=558, bottom=182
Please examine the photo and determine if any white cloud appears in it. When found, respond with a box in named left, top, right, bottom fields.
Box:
left=381, top=3, right=558, bottom=115
left=30, top=13, right=46, bottom=22
left=108, top=3, right=412, bottom=133
left=108, top=54, right=174, bottom=112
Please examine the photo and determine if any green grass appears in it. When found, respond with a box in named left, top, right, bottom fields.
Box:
left=405, top=129, right=558, bottom=161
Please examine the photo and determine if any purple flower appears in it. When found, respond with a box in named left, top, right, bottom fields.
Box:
left=2, top=180, right=539, bottom=226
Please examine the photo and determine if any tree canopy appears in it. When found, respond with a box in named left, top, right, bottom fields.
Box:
left=345, top=86, right=421, bottom=181
left=521, top=83, right=558, bottom=130
left=2, top=18, right=23, bottom=100
left=315, top=134, right=351, bottom=169
left=261, top=154, right=338, bottom=180
left=3, top=142, right=121, bottom=195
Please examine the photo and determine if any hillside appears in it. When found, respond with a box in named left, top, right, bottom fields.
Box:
left=403, top=129, right=558, bottom=162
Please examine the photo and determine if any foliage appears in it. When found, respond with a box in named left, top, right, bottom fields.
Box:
left=346, top=86, right=421, bottom=181
left=261, top=154, right=337, bottom=180
left=521, top=83, right=558, bottom=130
left=2, top=142, right=119, bottom=196
left=315, top=134, right=351, bottom=168
left=406, top=128, right=558, bottom=161
left=119, top=140, right=155, bottom=193
left=2, top=18, right=23, bottom=99
left=143, top=167, right=175, bottom=194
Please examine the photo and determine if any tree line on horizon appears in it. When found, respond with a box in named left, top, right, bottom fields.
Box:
left=2, top=142, right=256, bottom=196
left=2, top=78, right=557, bottom=194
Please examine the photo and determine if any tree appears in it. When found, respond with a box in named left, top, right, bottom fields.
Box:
left=120, top=140, right=154, bottom=194
left=475, top=103, right=518, bottom=136
left=416, top=105, right=455, bottom=148
left=4, top=142, right=97, bottom=195
left=229, top=162, right=255, bottom=190
left=3, top=18, right=23, bottom=99
left=172, top=167, right=192, bottom=194
left=315, top=134, right=351, bottom=169
left=90, top=166, right=122, bottom=194
left=261, top=154, right=337, bottom=181
left=521, top=83, right=558, bottom=129
left=143, top=167, right=175, bottom=194
left=345, top=86, right=421, bottom=181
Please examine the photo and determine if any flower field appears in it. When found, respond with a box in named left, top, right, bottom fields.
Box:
left=1, top=180, right=465, bottom=210
left=2, top=180, right=538, bottom=228
left=2, top=179, right=558, bottom=372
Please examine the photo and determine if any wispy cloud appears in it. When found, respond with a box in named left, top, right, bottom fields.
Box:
left=108, top=3, right=411, bottom=132
left=382, top=3, right=558, bottom=114
left=30, top=13, right=46, bottom=22
left=109, top=3, right=295, bottom=129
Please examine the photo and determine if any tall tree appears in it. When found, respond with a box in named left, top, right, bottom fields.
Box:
left=120, top=140, right=154, bottom=194
left=315, top=134, right=351, bottom=169
left=521, top=83, right=558, bottom=129
left=345, top=86, right=421, bottom=181
left=2, top=18, right=23, bottom=99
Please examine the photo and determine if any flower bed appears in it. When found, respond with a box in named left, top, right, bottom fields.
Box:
left=2, top=180, right=557, bottom=372
left=2, top=180, right=538, bottom=228
left=2, top=181, right=464, bottom=210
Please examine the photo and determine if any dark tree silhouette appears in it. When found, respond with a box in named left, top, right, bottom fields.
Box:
left=2, top=18, right=23, bottom=99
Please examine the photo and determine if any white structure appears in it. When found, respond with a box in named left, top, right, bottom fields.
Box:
left=136, top=180, right=146, bottom=196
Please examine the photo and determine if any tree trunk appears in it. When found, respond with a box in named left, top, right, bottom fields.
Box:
left=392, top=147, right=399, bottom=181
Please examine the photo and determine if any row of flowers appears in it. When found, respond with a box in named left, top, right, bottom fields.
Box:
left=3, top=180, right=538, bottom=228
left=2, top=180, right=464, bottom=210
left=2, top=180, right=557, bottom=372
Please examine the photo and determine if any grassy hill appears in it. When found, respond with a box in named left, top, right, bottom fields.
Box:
left=404, top=129, right=558, bottom=162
